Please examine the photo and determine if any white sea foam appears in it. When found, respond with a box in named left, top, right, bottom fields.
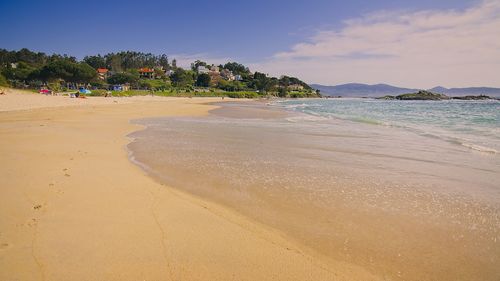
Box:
left=460, top=142, right=498, bottom=154
left=276, top=99, right=500, bottom=155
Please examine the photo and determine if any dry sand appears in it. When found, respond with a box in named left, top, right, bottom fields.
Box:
left=0, top=90, right=379, bottom=281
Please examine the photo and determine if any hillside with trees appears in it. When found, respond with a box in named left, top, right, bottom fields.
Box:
left=0, top=48, right=319, bottom=98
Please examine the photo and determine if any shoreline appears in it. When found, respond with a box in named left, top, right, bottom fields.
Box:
left=0, top=94, right=377, bottom=280
left=126, top=100, right=500, bottom=281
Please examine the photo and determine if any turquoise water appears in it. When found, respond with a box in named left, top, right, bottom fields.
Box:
left=277, top=99, right=500, bottom=153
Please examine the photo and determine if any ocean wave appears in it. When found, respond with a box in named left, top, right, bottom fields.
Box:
left=285, top=115, right=329, bottom=123
left=458, top=142, right=498, bottom=154
left=346, top=116, right=385, bottom=125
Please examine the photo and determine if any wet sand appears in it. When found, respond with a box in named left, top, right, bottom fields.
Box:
left=128, top=101, right=500, bottom=281
left=209, top=100, right=291, bottom=119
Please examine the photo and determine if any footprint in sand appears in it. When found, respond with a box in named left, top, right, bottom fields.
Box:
left=18, top=218, right=38, bottom=228
left=33, top=204, right=42, bottom=210
left=0, top=243, right=10, bottom=250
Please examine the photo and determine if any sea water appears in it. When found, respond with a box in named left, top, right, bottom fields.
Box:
left=128, top=99, right=500, bottom=281
left=276, top=98, right=500, bottom=154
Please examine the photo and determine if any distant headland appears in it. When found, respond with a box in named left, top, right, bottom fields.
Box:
left=312, top=83, right=500, bottom=98
left=377, top=90, right=496, bottom=101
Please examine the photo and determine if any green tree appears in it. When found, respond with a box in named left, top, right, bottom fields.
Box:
left=2, top=62, right=37, bottom=81
left=170, top=68, right=193, bottom=88
left=0, top=73, right=9, bottom=86
left=154, top=68, right=166, bottom=79
left=195, top=73, right=210, bottom=87
left=107, top=72, right=139, bottom=85
left=83, top=55, right=106, bottom=69
left=158, top=54, right=170, bottom=70
left=191, top=60, right=207, bottom=71
left=278, top=87, right=287, bottom=97
left=74, top=63, right=97, bottom=83
left=39, top=60, right=96, bottom=83
left=253, top=72, right=269, bottom=92
left=223, top=62, right=249, bottom=75
left=108, top=54, right=123, bottom=72
left=217, top=80, right=245, bottom=91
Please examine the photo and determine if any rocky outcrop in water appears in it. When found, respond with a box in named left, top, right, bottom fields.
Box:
left=395, top=90, right=449, bottom=100
left=377, top=90, right=448, bottom=100
left=377, top=91, right=498, bottom=101
left=451, top=95, right=492, bottom=100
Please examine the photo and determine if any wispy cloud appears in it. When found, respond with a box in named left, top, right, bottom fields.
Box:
left=251, top=0, right=500, bottom=88
left=170, top=53, right=233, bottom=69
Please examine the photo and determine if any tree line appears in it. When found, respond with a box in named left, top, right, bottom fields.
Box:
left=0, top=48, right=318, bottom=97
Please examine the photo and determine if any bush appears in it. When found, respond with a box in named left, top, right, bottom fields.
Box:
left=0, top=73, right=9, bottom=87
left=107, top=72, right=139, bottom=85
left=88, top=89, right=107, bottom=96
left=139, top=79, right=169, bottom=90
left=225, top=91, right=260, bottom=98
left=48, top=81, right=62, bottom=92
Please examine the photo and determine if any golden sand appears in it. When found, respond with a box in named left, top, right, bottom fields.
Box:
left=0, top=90, right=379, bottom=281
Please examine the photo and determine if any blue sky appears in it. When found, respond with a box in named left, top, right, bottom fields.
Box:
left=0, top=0, right=472, bottom=60
left=2, top=0, right=499, bottom=87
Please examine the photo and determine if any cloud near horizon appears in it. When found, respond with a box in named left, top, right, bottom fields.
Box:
left=171, top=53, right=233, bottom=70
left=251, top=0, right=500, bottom=88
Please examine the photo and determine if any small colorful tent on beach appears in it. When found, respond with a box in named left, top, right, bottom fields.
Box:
left=78, top=87, right=92, bottom=94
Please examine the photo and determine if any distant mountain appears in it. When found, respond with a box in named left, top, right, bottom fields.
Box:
left=429, top=86, right=500, bottom=97
left=312, top=83, right=500, bottom=98
left=311, top=83, right=418, bottom=97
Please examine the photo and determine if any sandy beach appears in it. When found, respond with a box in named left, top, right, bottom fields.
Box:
left=0, top=90, right=379, bottom=281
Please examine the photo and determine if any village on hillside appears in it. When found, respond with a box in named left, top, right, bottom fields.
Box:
left=0, top=49, right=320, bottom=98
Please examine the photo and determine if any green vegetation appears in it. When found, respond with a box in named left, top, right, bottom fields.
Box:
left=139, top=79, right=169, bottom=90
left=452, top=95, right=492, bottom=100
left=0, top=48, right=320, bottom=98
left=0, top=73, right=9, bottom=86
left=396, top=90, right=449, bottom=100
left=378, top=90, right=450, bottom=100
left=83, top=51, right=170, bottom=71
left=169, top=68, right=194, bottom=88
left=225, top=91, right=260, bottom=98
left=195, top=73, right=210, bottom=87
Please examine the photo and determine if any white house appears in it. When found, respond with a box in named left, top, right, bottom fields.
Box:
left=197, top=66, right=209, bottom=74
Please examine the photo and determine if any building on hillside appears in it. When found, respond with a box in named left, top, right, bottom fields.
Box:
left=220, top=69, right=235, bottom=81
left=165, top=70, right=175, bottom=76
left=209, top=72, right=222, bottom=86
left=209, top=65, right=219, bottom=73
left=97, top=68, right=109, bottom=80
left=234, top=74, right=243, bottom=81
left=288, top=84, right=304, bottom=91
left=138, top=67, right=155, bottom=79
left=197, top=65, right=209, bottom=74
